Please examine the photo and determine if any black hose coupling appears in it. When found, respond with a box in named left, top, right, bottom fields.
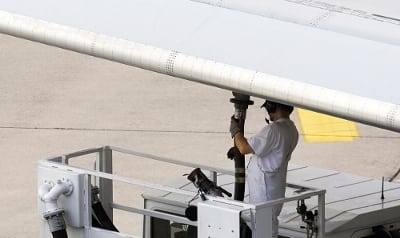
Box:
left=44, top=209, right=68, bottom=238
left=230, top=92, right=254, bottom=120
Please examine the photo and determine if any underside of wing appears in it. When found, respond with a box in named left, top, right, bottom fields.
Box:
left=0, top=0, right=400, bottom=131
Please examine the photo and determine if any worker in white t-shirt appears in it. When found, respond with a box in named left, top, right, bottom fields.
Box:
left=229, top=100, right=299, bottom=238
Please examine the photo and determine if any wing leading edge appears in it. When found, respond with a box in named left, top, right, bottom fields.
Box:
left=0, top=0, right=400, bottom=132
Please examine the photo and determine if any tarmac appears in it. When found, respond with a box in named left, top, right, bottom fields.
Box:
left=1, top=33, right=400, bottom=237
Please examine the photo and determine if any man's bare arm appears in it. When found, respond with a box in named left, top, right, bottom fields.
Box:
left=234, top=132, right=254, bottom=155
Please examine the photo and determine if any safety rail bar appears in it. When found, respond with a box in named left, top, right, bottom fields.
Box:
left=48, top=145, right=233, bottom=188
left=43, top=155, right=199, bottom=228
left=42, top=146, right=326, bottom=237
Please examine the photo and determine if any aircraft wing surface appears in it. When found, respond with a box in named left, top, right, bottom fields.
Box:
left=1, top=0, right=400, bottom=131
left=191, top=0, right=400, bottom=45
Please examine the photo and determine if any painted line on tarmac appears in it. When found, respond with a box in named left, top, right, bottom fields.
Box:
left=297, top=109, right=359, bottom=143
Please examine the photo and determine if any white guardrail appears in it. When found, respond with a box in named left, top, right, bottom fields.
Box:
left=38, top=146, right=326, bottom=238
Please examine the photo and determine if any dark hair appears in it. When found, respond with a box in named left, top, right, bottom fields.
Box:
left=261, top=100, right=294, bottom=114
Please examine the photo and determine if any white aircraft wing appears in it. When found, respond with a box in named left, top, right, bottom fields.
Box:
left=191, top=0, right=400, bottom=45
left=0, top=0, right=400, bottom=131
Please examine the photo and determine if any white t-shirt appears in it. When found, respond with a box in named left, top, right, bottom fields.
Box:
left=248, top=118, right=299, bottom=174
left=246, top=118, right=298, bottom=238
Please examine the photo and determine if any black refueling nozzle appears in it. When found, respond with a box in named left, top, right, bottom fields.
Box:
left=230, top=92, right=253, bottom=201
left=230, top=92, right=254, bottom=120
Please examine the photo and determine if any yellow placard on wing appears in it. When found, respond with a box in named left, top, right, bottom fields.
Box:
left=297, top=109, right=359, bottom=142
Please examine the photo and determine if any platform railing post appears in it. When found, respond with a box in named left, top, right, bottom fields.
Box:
left=210, top=171, right=218, bottom=183
left=318, top=191, right=326, bottom=238
left=95, top=146, right=114, bottom=220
